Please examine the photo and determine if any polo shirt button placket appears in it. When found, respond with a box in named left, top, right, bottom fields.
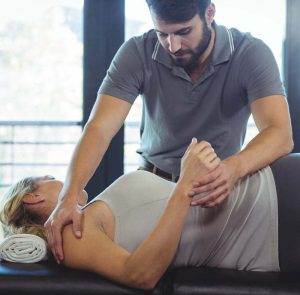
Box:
left=191, top=89, right=197, bottom=100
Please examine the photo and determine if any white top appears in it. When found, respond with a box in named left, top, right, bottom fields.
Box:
left=87, top=167, right=279, bottom=271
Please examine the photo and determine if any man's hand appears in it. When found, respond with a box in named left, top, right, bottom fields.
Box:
left=189, top=156, right=241, bottom=207
left=44, top=195, right=83, bottom=264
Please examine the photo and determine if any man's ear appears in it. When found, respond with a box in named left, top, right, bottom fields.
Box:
left=205, top=3, right=216, bottom=26
left=23, top=193, right=45, bottom=205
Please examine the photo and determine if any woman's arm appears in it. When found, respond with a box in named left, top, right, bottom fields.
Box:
left=62, top=139, right=219, bottom=290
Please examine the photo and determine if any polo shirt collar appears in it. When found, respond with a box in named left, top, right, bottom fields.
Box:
left=151, top=35, right=173, bottom=69
left=152, top=23, right=234, bottom=69
left=211, top=24, right=234, bottom=65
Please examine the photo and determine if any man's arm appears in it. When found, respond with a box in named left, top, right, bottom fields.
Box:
left=190, top=95, right=293, bottom=207
left=44, top=93, right=132, bottom=262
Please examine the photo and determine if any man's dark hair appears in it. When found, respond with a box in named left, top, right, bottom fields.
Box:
left=145, top=0, right=211, bottom=23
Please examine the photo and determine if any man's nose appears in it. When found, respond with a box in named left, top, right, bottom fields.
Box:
left=167, top=34, right=181, bottom=54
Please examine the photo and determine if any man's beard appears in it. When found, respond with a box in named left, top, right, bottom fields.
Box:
left=170, top=24, right=212, bottom=71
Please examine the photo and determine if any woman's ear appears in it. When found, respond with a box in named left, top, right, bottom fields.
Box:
left=23, top=193, right=45, bottom=205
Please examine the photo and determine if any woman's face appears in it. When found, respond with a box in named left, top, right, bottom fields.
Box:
left=21, top=175, right=64, bottom=220
left=34, top=175, right=63, bottom=200
left=32, top=175, right=64, bottom=211
left=32, top=176, right=88, bottom=208
left=23, top=175, right=87, bottom=219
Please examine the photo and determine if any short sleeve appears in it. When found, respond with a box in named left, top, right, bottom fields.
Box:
left=239, top=39, right=286, bottom=103
left=98, top=37, right=144, bottom=104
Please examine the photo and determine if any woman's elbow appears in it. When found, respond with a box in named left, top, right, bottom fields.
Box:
left=126, top=271, right=158, bottom=291
left=136, top=281, right=157, bottom=291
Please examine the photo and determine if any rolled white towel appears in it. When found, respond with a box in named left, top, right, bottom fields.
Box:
left=0, top=234, right=48, bottom=263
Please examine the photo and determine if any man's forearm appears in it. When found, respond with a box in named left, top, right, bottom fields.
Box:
left=60, top=123, right=111, bottom=201
left=190, top=125, right=293, bottom=207
left=232, top=125, right=293, bottom=179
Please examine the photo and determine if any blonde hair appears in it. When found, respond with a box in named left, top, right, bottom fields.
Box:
left=0, top=177, right=47, bottom=241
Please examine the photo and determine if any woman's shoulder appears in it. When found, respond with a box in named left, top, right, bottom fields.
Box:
left=86, top=171, right=174, bottom=215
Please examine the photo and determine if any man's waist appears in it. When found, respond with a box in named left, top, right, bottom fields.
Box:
left=138, top=157, right=179, bottom=182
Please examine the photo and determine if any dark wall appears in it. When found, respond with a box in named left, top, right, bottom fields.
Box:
left=83, top=0, right=125, bottom=198
left=285, top=0, right=300, bottom=152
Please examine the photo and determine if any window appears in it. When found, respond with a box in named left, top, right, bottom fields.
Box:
left=124, top=0, right=152, bottom=173
left=213, top=0, right=286, bottom=144
left=0, top=0, right=83, bottom=196
left=124, top=0, right=286, bottom=172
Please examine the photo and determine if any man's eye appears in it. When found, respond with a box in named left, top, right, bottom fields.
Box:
left=177, top=29, right=191, bottom=36
left=157, top=32, right=168, bottom=38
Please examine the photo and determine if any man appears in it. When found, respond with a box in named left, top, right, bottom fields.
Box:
left=45, top=0, right=293, bottom=263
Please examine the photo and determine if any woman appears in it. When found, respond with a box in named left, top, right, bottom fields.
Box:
left=0, top=139, right=279, bottom=290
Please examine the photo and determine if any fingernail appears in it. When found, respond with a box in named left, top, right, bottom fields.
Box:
left=76, top=231, right=81, bottom=237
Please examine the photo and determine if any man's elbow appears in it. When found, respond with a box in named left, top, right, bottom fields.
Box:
left=287, top=137, right=294, bottom=153
left=284, top=133, right=294, bottom=154
left=279, top=132, right=294, bottom=156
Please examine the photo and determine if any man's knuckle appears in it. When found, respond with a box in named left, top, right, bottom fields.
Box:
left=206, top=184, right=212, bottom=190
left=212, top=194, right=219, bottom=201
left=221, top=194, right=228, bottom=200
left=216, top=198, right=223, bottom=205
left=209, top=174, right=216, bottom=182
left=195, top=187, right=203, bottom=194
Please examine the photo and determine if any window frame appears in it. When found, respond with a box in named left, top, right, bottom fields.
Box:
left=83, top=0, right=125, bottom=198
left=285, top=0, right=300, bottom=152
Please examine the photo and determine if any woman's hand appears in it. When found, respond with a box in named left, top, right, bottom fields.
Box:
left=178, top=138, right=220, bottom=193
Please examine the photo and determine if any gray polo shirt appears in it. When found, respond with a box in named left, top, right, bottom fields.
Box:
left=99, top=24, right=285, bottom=176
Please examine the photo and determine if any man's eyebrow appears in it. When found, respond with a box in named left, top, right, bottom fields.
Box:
left=155, top=26, right=192, bottom=35
left=155, top=29, right=167, bottom=34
